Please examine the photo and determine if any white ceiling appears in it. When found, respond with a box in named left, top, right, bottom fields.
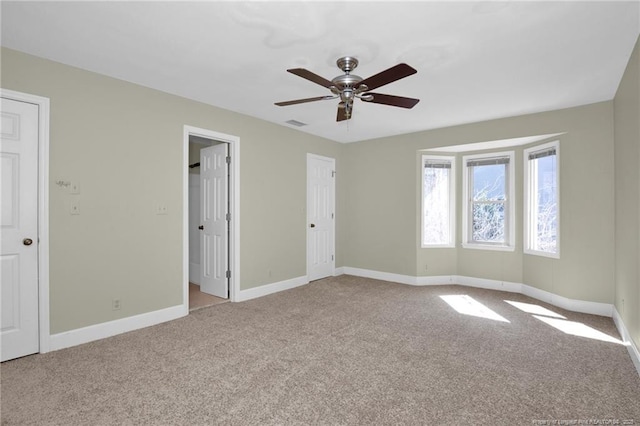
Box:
left=427, top=133, right=565, bottom=152
left=1, top=1, right=638, bottom=143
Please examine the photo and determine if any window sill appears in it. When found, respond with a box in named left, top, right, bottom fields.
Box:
left=462, top=243, right=515, bottom=252
left=524, top=249, right=560, bottom=259
left=421, top=244, right=456, bottom=249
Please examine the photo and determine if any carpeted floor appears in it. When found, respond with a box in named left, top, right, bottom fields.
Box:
left=2, top=275, right=639, bottom=425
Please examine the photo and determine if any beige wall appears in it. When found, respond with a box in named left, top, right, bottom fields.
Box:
left=1, top=48, right=344, bottom=333
left=344, top=101, right=615, bottom=304
left=614, top=36, right=640, bottom=349
left=2, top=43, right=632, bottom=338
left=342, top=140, right=418, bottom=275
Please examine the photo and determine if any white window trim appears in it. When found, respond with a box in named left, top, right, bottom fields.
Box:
left=462, top=150, right=515, bottom=252
left=523, top=140, right=560, bottom=259
left=421, top=155, right=456, bottom=248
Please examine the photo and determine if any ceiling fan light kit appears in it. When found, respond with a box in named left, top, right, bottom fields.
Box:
left=275, top=56, right=420, bottom=122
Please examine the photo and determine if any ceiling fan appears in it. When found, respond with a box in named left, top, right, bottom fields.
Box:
left=275, top=56, right=420, bottom=122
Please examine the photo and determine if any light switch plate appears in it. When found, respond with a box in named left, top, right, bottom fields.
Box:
left=155, top=204, right=168, bottom=215
left=70, top=200, right=80, bottom=215
left=70, top=181, right=80, bottom=194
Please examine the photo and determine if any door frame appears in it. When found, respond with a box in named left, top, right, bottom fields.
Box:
left=183, top=125, right=240, bottom=308
left=306, top=153, right=336, bottom=280
left=1, top=88, right=51, bottom=354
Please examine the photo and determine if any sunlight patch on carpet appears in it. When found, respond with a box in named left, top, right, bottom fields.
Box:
left=533, top=315, right=624, bottom=345
left=440, top=295, right=510, bottom=323
left=504, top=300, right=566, bottom=319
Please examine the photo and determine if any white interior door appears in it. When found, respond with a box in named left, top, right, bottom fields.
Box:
left=307, top=154, right=335, bottom=281
left=188, top=173, right=200, bottom=284
left=1, top=97, right=40, bottom=362
left=199, top=143, right=228, bottom=298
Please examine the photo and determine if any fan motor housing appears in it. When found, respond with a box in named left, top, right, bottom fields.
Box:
left=331, top=74, right=363, bottom=89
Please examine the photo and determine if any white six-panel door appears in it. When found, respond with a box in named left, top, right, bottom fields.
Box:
left=307, top=154, right=335, bottom=281
left=1, top=97, right=40, bottom=361
left=199, top=143, right=228, bottom=298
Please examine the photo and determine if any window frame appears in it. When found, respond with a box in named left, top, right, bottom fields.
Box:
left=462, top=150, right=515, bottom=251
left=421, top=154, right=456, bottom=248
left=523, top=140, right=560, bottom=259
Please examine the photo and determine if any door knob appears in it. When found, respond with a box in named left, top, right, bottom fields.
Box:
left=23, top=238, right=33, bottom=246
left=198, top=225, right=204, bottom=230
left=310, top=224, right=315, bottom=228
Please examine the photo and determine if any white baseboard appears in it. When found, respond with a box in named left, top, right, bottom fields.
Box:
left=340, top=267, right=614, bottom=318
left=49, top=304, right=187, bottom=352
left=342, top=267, right=418, bottom=285
left=456, top=275, right=612, bottom=317
left=236, top=275, right=309, bottom=302
left=416, top=275, right=455, bottom=286
left=521, top=284, right=612, bottom=317
left=47, top=275, right=310, bottom=353
left=334, top=267, right=345, bottom=276
left=454, top=275, right=522, bottom=293
left=613, top=307, right=640, bottom=376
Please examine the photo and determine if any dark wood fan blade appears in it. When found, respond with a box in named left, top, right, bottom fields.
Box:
left=287, top=68, right=334, bottom=88
left=363, top=93, right=420, bottom=109
left=336, top=102, right=351, bottom=122
left=275, top=96, right=332, bottom=106
left=358, top=63, right=417, bottom=91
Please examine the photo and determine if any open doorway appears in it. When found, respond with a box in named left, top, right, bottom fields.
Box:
left=183, top=126, right=240, bottom=312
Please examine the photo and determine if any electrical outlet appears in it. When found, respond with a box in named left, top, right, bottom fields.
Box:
left=425, top=264, right=429, bottom=271
left=112, top=299, right=121, bottom=311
